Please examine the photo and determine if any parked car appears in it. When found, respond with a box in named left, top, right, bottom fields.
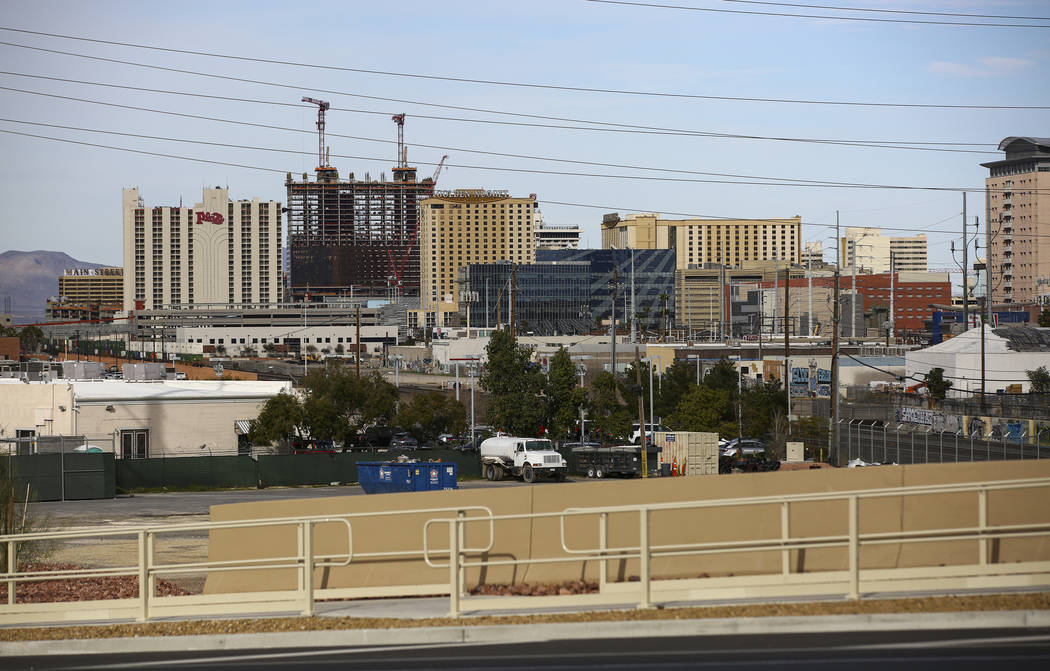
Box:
left=175, top=371, right=187, bottom=380
left=73, top=445, right=104, bottom=453
left=720, top=438, right=766, bottom=457
left=437, top=433, right=455, bottom=446
left=390, top=433, right=419, bottom=450
left=292, top=439, right=337, bottom=454
left=630, top=423, right=669, bottom=444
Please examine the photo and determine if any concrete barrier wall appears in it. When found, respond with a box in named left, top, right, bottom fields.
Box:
left=204, top=460, right=1050, bottom=595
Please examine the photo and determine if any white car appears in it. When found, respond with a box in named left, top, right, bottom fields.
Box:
left=630, top=423, right=668, bottom=444
left=73, top=445, right=105, bottom=453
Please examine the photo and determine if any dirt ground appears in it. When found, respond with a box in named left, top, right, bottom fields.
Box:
left=40, top=515, right=211, bottom=594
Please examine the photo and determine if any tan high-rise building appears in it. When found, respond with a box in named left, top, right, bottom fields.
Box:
left=418, top=189, right=536, bottom=327
left=58, top=267, right=123, bottom=304
left=840, top=227, right=927, bottom=274
left=122, top=187, right=282, bottom=312
left=982, top=137, right=1050, bottom=304
left=601, top=213, right=801, bottom=267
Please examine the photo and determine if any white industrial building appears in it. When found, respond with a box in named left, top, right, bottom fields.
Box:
left=0, top=379, right=291, bottom=457
left=906, top=326, right=1050, bottom=396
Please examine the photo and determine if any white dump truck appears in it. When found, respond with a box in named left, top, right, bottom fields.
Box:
left=480, top=436, right=567, bottom=483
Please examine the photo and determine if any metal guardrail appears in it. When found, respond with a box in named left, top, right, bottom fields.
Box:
left=2, top=480, right=1050, bottom=624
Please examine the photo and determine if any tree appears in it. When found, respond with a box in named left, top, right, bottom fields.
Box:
left=739, top=380, right=787, bottom=438
left=396, top=392, right=467, bottom=443
left=480, top=330, right=547, bottom=435
left=924, top=367, right=953, bottom=399
left=703, top=358, right=739, bottom=395
left=18, top=326, right=44, bottom=353
left=656, top=360, right=697, bottom=420
left=586, top=371, right=632, bottom=445
left=248, top=391, right=305, bottom=447
left=1039, top=309, right=1050, bottom=328
left=666, top=387, right=731, bottom=433
left=545, top=348, right=586, bottom=440
left=1027, top=366, right=1050, bottom=394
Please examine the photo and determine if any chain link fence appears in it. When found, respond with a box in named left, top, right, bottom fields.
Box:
left=839, top=419, right=1049, bottom=465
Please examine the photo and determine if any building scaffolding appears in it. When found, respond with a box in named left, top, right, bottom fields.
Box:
left=286, top=166, right=435, bottom=300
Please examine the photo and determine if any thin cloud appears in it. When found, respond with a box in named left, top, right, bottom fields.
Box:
left=927, top=56, right=1034, bottom=77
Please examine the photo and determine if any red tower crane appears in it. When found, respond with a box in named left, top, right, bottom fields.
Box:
left=432, top=155, right=449, bottom=185
left=302, top=97, right=331, bottom=169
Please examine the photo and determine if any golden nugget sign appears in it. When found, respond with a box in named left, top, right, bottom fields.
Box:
left=196, top=211, right=225, bottom=225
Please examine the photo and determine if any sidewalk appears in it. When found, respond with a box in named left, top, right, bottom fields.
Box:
left=3, top=608, right=1049, bottom=657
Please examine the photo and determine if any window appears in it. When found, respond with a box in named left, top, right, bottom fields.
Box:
left=120, top=429, right=150, bottom=459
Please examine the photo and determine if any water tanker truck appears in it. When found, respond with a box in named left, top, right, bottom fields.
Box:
left=480, top=436, right=567, bottom=483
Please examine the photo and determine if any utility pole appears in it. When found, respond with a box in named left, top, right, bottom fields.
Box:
left=889, top=252, right=896, bottom=344
left=635, top=347, right=648, bottom=478
left=962, top=192, right=969, bottom=332
left=807, top=255, right=813, bottom=336
left=630, top=249, right=637, bottom=344
left=783, top=264, right=791, bottom=436
left=355, top=304, right=361, bottom=378
left=831, top=211, right=841, bottom=465
left=610, top=267, right=618, bottom=377
left=850, top=239, right=857, bottom=339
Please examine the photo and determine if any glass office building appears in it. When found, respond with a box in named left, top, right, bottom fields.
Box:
left=457, top=249, right=675, bottom=335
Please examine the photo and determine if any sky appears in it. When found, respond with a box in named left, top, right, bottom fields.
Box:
left=0, top=0, right=1048, bottom=284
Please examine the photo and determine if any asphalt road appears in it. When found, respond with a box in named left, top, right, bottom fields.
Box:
left=12, top=628, right=1050, bottom=670
left=30, top=478, right=545, bottom=525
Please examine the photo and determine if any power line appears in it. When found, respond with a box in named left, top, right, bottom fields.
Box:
left=0, top=86, right=1009, bottom=188
left=714, top=0, right=1050, bottom=21
left=6, top=125, right=1050, bottom=241
left=0, top=28, right=1046, bottom=109
left=584, top=0, right=1050, bottom=28
left=2, top=117, right=1041, bottom=196
left=0, top=128, right=285, bottom=174
left=0, top=70, right=997, bottom=150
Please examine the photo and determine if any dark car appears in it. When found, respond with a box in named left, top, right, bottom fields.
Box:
left=292, top=438, right=337, bottom=454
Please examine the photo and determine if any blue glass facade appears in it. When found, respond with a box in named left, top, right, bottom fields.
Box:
left=457, top=249, right=676, bottom=335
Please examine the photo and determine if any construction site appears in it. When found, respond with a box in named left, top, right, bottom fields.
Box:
left=286, top=101, right=447, bottom=301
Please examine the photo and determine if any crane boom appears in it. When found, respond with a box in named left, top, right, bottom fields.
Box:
left=302, top=97, right=331, bottom=169
left=391, top=113, right=406, bottom=168
left=432, top=155, right=449, bottom=185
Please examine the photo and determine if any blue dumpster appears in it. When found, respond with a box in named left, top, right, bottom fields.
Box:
left=357, top=461, right=458, bottom=494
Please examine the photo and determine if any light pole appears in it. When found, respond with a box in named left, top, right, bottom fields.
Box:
left=730, top=355, right=743, bottom=441
left=645, top=355, right=660, bottom=434
left=393, top=355, right=402, bottom=388
left=469, top=361, right=476, bottom=449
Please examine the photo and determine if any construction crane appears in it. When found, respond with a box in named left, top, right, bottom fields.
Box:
left=432, top=155, right=449, bottom=185
left=302, top=97, right=331, bottom=169
left=392, top=113, right=406, bottom=168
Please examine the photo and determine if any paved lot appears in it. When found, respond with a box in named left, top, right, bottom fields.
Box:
left=30, top=479, right=552, bottom=527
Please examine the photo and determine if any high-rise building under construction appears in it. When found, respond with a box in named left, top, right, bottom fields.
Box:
left=285, top=163, right=435, bottom=300
left=285, top=106, right=441, bottom=300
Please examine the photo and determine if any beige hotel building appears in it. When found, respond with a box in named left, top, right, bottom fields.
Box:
left=418, top=189, right=536, bottom=328
left=601, top=213, right=802, bottom=267
left=122, top=187, right=282, bottom=312
left=982, top=137, right=1050, bottom=304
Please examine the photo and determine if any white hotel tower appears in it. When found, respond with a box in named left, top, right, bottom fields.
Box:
left=122, top=187, right=282, bottom=313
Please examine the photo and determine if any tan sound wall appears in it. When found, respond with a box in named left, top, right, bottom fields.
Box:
left=204, top=460, right=1050, bottom=595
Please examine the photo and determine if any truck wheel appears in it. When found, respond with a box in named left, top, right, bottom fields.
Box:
left=586, top=467, right=595, bottom=479
left=595, top=468, right=604, bottom=479
left=522, top=464, right=535, bottom=484
left=494, top=466, right=504, bottom=481
left=484, top=464, right=495, bottom=481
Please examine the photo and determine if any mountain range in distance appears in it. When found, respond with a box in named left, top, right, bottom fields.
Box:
left=0, top=250, right=106, bottom=324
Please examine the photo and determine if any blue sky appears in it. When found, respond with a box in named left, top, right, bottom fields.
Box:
left=1, top=0, right=1047, bottom=281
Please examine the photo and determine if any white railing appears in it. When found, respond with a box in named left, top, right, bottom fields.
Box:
left=2, top=479, right=1050, bottom=624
